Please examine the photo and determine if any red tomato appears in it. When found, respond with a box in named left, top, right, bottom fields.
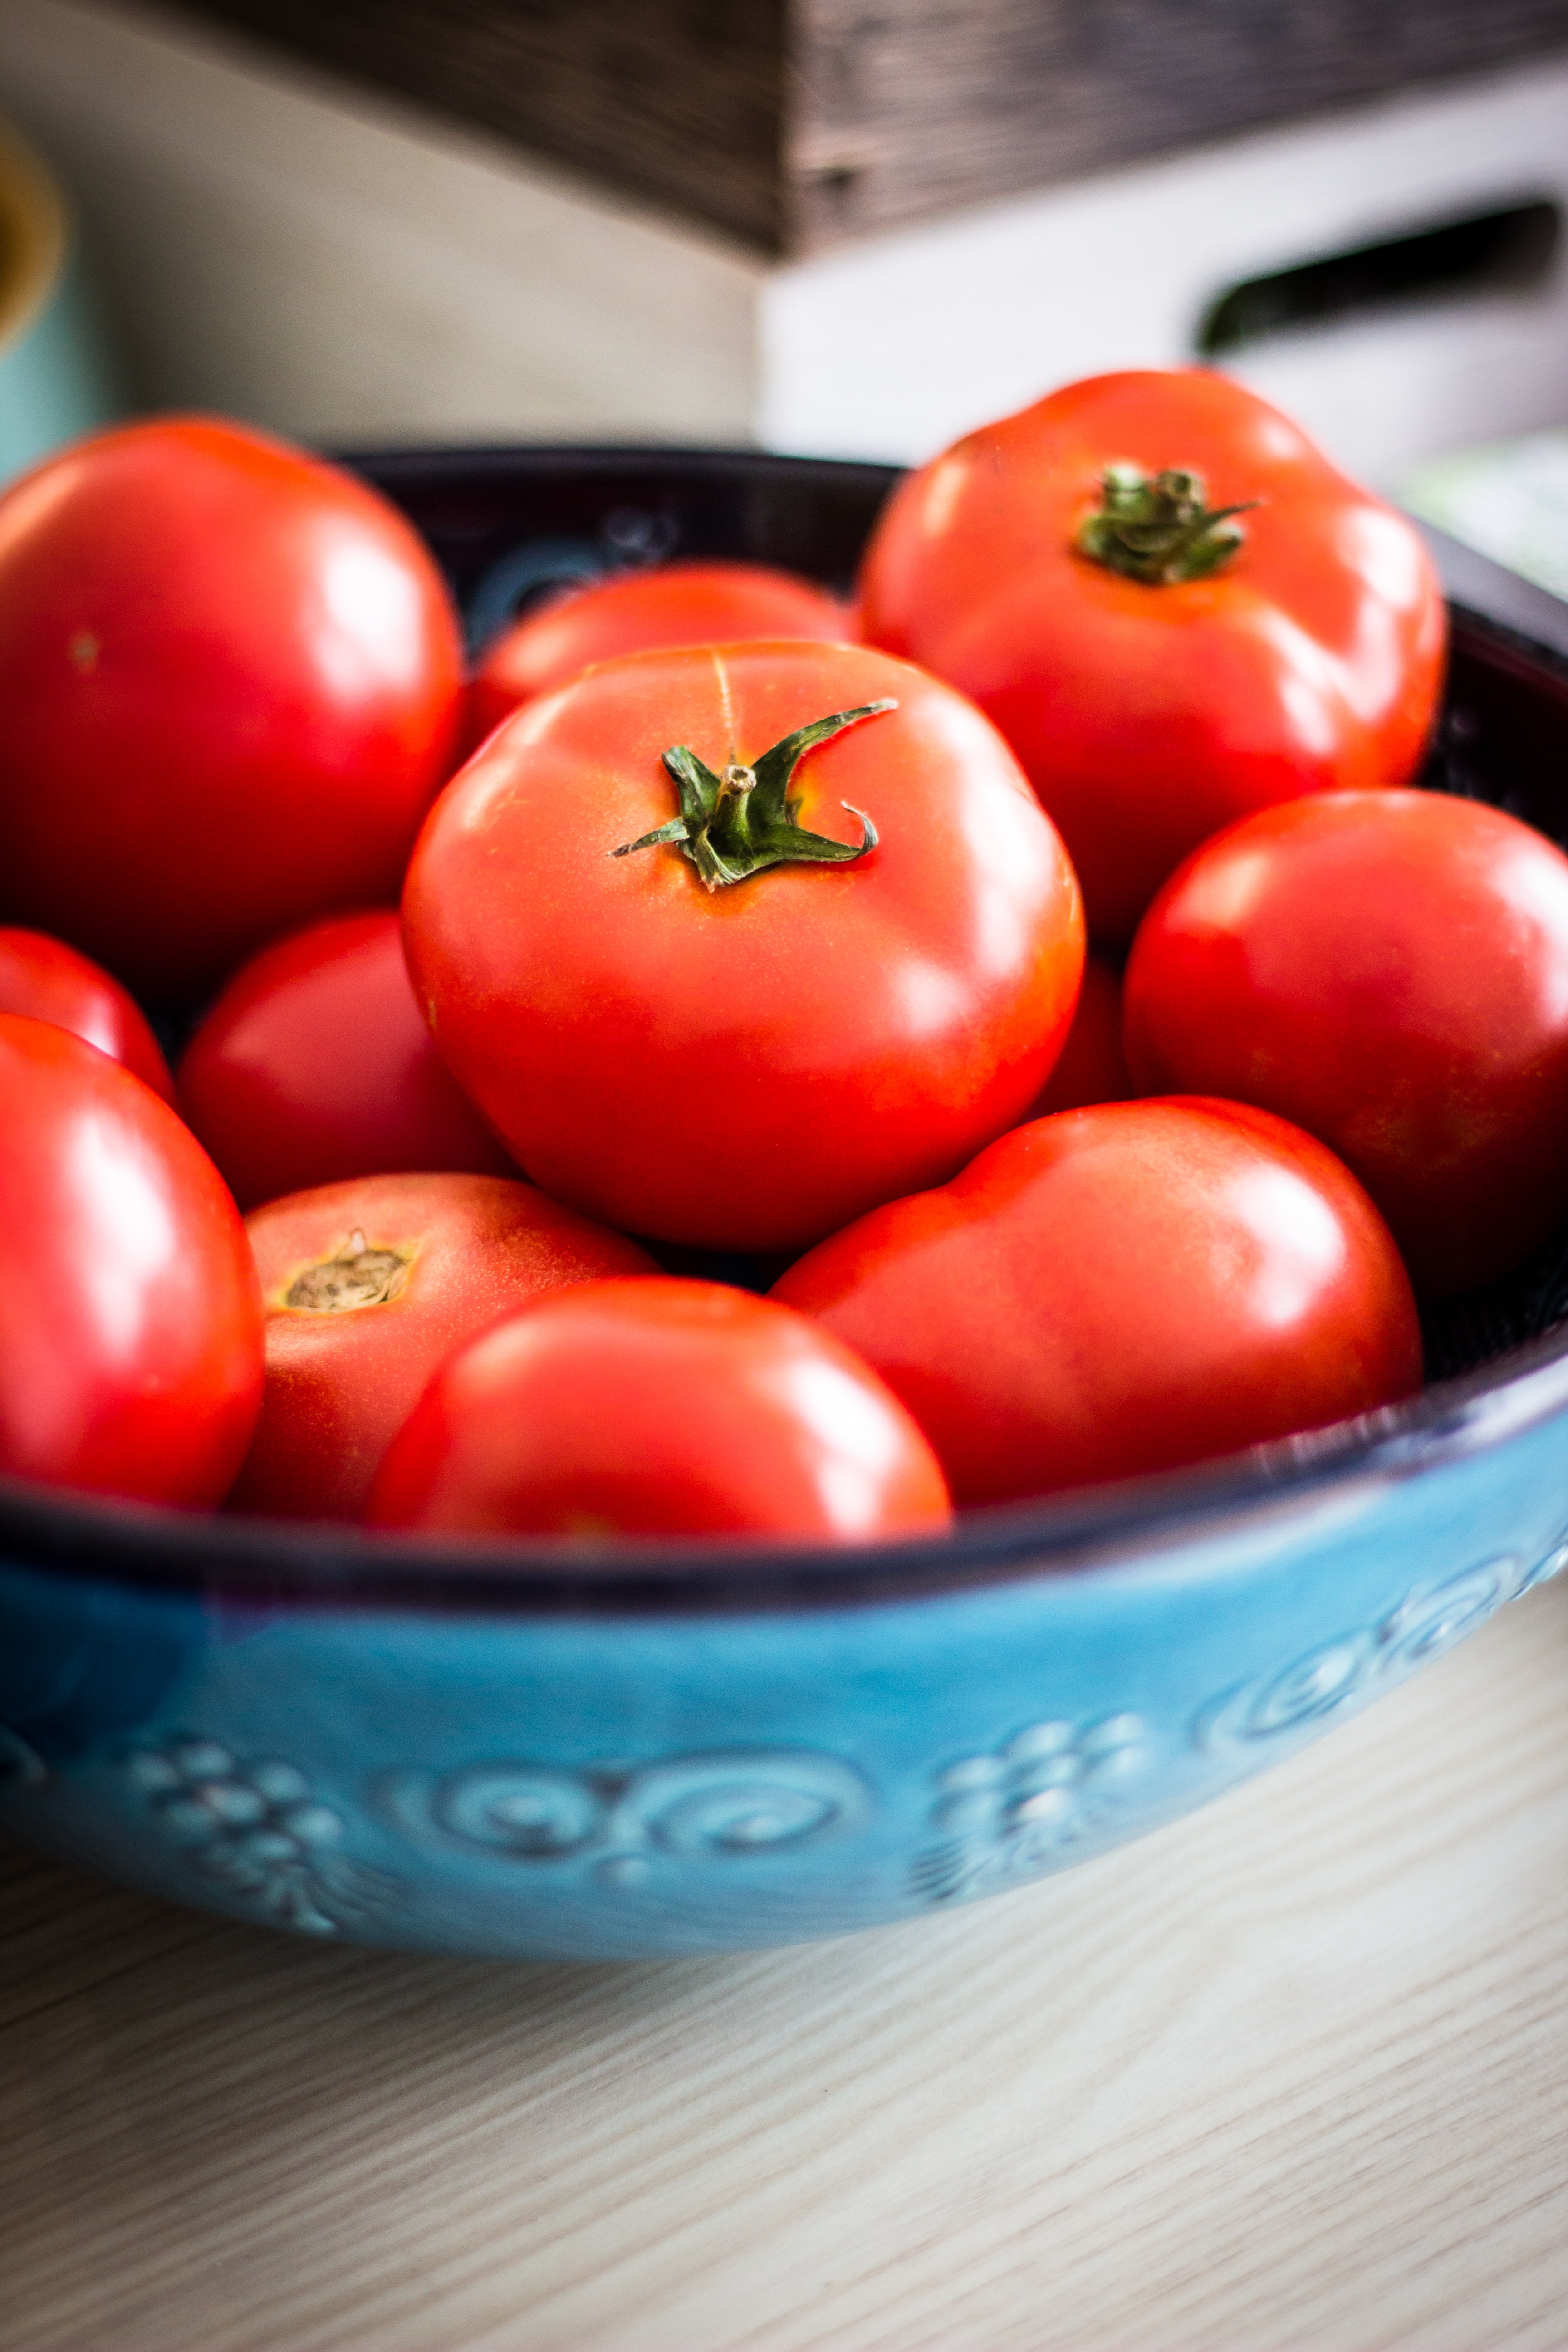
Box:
left=774, top=1098, right=1420, bottom=1507
left=367, top=1275, right=953, bottom=1540
left=0, top=1013, right=263, bottom=1504
left=0, top=416, right=464, bottom=1003
left=1021, top=953, right=1130, bottom=1119
left=230, top=1171, right=657, bottom=1520
left=178, top=910, right=514, bottom=1211
left=0, top=926, right=175, bottom=1103
left=469, top=559, right=851, bottom=745
left=858, top=369, right=1446, bottom=942
left=404, top=640, right=1084, bottom=1252
left=1123, top=789, right=1568, bottom=1294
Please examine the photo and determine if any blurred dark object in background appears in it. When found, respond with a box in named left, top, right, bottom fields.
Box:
left=167, top=0, right=1568, bottom=253
left=3, top=0, right=1565, bottom=488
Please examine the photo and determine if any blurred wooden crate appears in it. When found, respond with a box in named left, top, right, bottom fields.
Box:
left=2, top=0, right=1566, bottom=486
left=162, top=0, right=1568, bottom=257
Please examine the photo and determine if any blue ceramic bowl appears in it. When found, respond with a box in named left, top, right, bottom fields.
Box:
left=5, top=447, right=1568, bottom=1961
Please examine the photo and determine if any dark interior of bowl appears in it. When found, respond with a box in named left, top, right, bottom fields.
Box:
left=8, top=441, right=1568, bottom=1608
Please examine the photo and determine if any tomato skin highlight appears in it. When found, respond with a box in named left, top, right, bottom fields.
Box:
left=0, top=416, right=464, bottom=1002
left=404, top=640, right=1085, bottom=1253
left=858, top=368, right=1446, bottom=943
left=231, top=1171, right=657, bottom=1521
left=0, top=926, right=175, bottom=1104
left=773, top=1098, right=1421, bottom=1508
left=366, top=1275, right=953, bottom=1540
left=1123, top=789, right=1568, bottom=1294
left=0, top=1013, right=264, bottom=1505
left=178, top=910, right=514, bottom=1211
left=469, top=559, right=851, bottom=745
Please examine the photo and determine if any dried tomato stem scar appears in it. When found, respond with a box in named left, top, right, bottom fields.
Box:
left=283, top=1230, right=411, bottom=1312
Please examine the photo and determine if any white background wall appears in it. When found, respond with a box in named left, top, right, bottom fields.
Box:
left=0, top=0, right=762, bottom=448
left=765, top=58, right=1568, bottom=487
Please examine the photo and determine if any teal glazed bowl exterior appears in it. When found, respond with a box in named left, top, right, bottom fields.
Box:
left=4, top=446, right=1568, bottom=1962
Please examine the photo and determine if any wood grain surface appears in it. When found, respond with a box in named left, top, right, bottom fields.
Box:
left=162, top=0, right=1568, bottom=253
left=4, top=1578, right=1568, bottom=2352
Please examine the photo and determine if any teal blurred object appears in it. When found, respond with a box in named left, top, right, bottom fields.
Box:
left=0, top=119, right=123, bottom=483
left=1405, top=430, right=1568, bottom=605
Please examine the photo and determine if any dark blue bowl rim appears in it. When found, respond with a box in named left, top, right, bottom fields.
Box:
left=7, top=449, right=1568, bottom=1616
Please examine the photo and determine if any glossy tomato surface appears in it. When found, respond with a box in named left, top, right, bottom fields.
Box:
left=0, top=1013, right=263, bottom=1504
left=0, top=417, right=464, bottom=1003
left=859, top=369, right=1446, bottom=942
left=179, top=910, right=514, bottom=1211
left=1123, top=789, right=1568, bottom=1294
left=0, top=926, right=175, bottom=1103
left=367, top=1275, right=953, bottom=1540
left=774, top=1098, right=1421, bottom=1507
left=404, top=640, right=1084, bottom=1252
left=1021, top=952, right=1130, bottom=1119
left=469, top=559, right=851, bottom=745
left=231, top=1171, right=656, bottom=1521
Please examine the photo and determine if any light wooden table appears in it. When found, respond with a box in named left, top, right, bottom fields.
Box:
left=5, top=1579, right=1568, bottom=2352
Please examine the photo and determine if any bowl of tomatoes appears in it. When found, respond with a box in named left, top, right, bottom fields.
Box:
left=4, top=400, right=1568, bottom=1962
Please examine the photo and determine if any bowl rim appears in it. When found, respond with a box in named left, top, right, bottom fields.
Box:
left=8, top=444, right=1568, bottom=1618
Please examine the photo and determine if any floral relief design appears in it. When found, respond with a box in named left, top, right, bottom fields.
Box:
left=1196, top=1548, right=1544, bottom=1753
left=910, top=1713, right=1151, bottom=1907
left=126, top=1737, right=399, bottom=1936
left=377, top=1747, right=873, bottom=1889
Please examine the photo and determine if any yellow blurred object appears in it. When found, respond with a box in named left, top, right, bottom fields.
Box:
left=0, top=116, right=122, bottom=483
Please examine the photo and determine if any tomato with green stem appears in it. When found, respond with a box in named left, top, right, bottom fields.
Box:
left=859, top=368, right=1446, bottom=942
left=403, top=640, right=1084, bottom=1252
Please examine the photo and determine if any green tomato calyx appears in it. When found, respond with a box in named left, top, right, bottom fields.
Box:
left=1077, top=463, right=1258, bottom=584
left=612, top=699, right=896, bottom=892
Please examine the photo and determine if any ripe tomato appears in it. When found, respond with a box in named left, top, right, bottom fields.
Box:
left=404, top=640, right=1083, bottom=1252
left=858, top=368, right=1446, bottom=942
left=774, top=1098, right=1420, bottom=1507
left=178, top=909, right=514, bottom=1211
left=1021, top=953, right=1130, bottom=1119
left=0, top=1013, right=263, bottom=1504
left=0, top=926, right=175, bottom=1103
left=367, top=1275, right=953, bottom=1540
left=0, top=417, right=464, bottom=1003
left=469, top=559, right=851, bottom=745
left=1123, top=789, right=1568, bottom=1294
left=230, top=1171, right=656, bottom=1520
